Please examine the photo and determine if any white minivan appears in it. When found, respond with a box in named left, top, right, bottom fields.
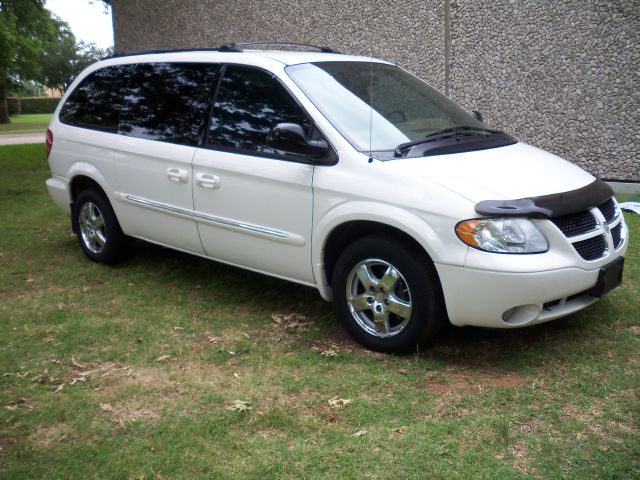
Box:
left=45, top=42, right=628, bottom=352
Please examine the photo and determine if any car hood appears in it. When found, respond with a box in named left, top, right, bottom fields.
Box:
left=388, top=142, right=595, bottom=203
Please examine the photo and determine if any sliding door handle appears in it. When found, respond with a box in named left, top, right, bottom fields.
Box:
left=167, top=168, right=188, bottom=183
left=195, top=173, right=221, bottom=189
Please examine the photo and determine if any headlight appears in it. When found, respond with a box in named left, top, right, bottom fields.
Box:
left=456, top=218, right=548, bottom=254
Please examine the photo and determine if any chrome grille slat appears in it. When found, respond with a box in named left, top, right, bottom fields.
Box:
left=549, top=196, right=621, bottom=261
left=611, top=223, right=622, bottom=249
left=597, top=198, right=616, bottom=223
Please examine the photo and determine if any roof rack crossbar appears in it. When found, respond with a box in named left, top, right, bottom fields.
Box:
left=219, top=41, right=340, bottom=54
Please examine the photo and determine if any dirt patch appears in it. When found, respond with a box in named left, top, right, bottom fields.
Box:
left=27, top=423, right=71, bottom=448
left=426, top=371, right=527, bottom=395
left=512, top=441, right=529, bottom=472
left=0, top=436, right=17, bottom=456
left=103, top=403, right=161, bottom=426
left=308, top=330, right=387, bottom=359
left=518, top=418, right=541, bottom=434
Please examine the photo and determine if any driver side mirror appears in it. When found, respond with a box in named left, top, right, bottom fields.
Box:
left=267, top=123, right=331, bottom=161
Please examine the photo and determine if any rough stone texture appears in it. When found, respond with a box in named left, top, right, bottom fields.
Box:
left=111, top=0, right=638, bottom=180
left=110, top=0, right=446, bottom=89
left=449, top=0, right=639, bottom=181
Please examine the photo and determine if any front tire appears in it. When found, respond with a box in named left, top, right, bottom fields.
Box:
left=72, top=188, right=129, bottom=264
left=332, top=234, right=446, bottom=353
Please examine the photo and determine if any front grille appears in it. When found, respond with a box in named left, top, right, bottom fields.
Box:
left=611, top=223, right=622, bottom=249
left=550, top=210, right=596, bottom=237
left=573, top=235, right=607, bottom=261
left=548, top=196, right=621, bottom=261
left=598, top=198, right=616, bottom=222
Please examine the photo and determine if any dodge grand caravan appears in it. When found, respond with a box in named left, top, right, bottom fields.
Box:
left=45, top=42, right=628, bottom=352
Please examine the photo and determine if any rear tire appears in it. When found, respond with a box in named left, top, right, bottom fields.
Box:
left=72, top=188, right=129, bottom=264
left=332, top=234, right=446, bottom=353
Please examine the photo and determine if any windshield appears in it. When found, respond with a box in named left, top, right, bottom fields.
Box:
left=286, top=61, right=484, bottom=153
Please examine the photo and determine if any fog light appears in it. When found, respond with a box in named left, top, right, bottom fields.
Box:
left=501, top=304, right=541, bottom=326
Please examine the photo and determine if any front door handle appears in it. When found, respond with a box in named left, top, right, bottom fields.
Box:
left=167, top=168, right=188, bottom=183
left=196, top=173, right=221, bottom=189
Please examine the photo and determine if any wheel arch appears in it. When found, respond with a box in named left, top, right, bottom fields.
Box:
left=313, top=203, right=449, bottom=301
left=67, top=163, right=114, bottom=233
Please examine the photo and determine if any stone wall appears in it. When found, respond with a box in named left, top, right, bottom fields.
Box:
left=111, top=0, right=639, bottom=180
left=448, top=0, right=639, bottom=180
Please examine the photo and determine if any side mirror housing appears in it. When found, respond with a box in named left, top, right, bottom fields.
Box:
left=267, top=123, right=332, bottom=162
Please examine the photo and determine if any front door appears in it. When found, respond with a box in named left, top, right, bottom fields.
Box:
left=192, top=65, right=316, bottom=284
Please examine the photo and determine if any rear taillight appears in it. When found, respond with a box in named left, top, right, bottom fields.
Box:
left=45, top=129, right=53, bottom=159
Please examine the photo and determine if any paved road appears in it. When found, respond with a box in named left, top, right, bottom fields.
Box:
left=0, top=133, right=45, bottom=145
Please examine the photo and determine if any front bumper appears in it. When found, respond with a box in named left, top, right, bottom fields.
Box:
left=435, top=263, right=608, bottom=328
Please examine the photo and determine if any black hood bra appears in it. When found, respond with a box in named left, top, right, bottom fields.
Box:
left=475, top=178, right=614, bottom=219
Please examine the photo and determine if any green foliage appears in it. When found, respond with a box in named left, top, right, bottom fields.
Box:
left=0, top=144, right=638, bottom=478
left=0, top=0, right=57, bottom=123
left=7, top=96, right=59, bottom=115
left=7, top=95, right=18, bottom=115
left=36, top=18, right=77, bottom=93
left=0, top=0, right=56, bottom=87
left=8, top=79, right=45, bottom=97
left=38, top=22, right=113, bottom=93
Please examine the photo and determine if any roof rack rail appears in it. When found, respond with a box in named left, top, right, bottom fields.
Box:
left=219, top=41, right=340, bottom=54
left=110, top=47, right=225, bottom=58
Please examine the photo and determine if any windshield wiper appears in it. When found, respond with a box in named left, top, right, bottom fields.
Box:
left=394, top=126, right=503, bottom=157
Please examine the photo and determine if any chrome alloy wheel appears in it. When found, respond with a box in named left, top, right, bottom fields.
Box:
left=78, top=201, right=106, bottom=254
left=346, top=258, right=413, bottom=338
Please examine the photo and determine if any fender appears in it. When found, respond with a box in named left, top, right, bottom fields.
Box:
left=312, top=200, right=467, bottom=301
left=66, top=162, right=119, bottom=215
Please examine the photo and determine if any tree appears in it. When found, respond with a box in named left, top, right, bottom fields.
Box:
left=36, top=17, right=77, bottom=95
left=37, top=17, right=112, bottom=95
left=0, top=0, right=57, bottom=123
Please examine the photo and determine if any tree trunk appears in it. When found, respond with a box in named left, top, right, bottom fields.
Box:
left=0, top=83, right=10, bottom=124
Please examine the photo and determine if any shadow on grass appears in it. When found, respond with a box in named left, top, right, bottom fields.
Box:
left=105, top=238, right=613, bottom=370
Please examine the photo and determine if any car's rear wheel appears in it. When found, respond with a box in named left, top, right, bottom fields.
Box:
left=72, top=188, right=129, bottom=264
left=332, top=234, right=446, bottom=353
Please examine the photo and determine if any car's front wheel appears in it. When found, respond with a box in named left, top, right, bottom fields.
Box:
left=332, top=234, right=446, bottom=353
left=72, top=188, right=129, bottom=264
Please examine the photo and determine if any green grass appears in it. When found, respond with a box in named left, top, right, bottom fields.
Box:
left=0, top=114, right=52, bottom=135
left=0, top=143, right=638, bottom=479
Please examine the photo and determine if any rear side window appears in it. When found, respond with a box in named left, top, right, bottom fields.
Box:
left=206, top=65, right=311, bottom=155
left=119, top=63, right=219, bottom=145
left=59, top=65, right=123, bottom=132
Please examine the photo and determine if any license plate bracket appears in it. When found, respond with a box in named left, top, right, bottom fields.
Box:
left=588, top=257, right=624, bottom=298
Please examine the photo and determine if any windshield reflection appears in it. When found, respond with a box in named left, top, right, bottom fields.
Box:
left=286, top=62, right=482, bottom=152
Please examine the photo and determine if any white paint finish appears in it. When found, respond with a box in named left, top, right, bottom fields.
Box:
left=436, top=263, right=601, bottom=327
left=192, top=148, right=315, bottom=284
left=112, top=136, right=204, bottom=254
left=45, top=176, right=70, bottom=213
left=44, top=50, right=631, bottom=334
left=390, top=142, right=596, bottom=203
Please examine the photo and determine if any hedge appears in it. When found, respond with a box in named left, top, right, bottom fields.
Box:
left=7, top=97, right=61, bottom=116
left=7, top=98, right=20, bottom=116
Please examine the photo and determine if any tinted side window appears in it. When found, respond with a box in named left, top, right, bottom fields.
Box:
left=119, top=63, right=219, bottom=146
left=59, top=65, right=123, bottom=132
left=207, top=65, right=311, bottom=154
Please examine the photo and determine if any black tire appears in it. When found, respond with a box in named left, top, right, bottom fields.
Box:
left=72, top=187, right=130, bottom=264
left=332, top=234, right=446, bottom=353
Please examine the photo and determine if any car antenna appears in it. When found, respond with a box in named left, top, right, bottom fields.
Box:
left=368, top=52, right=374, bottom=164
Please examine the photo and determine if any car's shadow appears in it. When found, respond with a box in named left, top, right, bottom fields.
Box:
left=121, top=240, right=608, bottom=368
